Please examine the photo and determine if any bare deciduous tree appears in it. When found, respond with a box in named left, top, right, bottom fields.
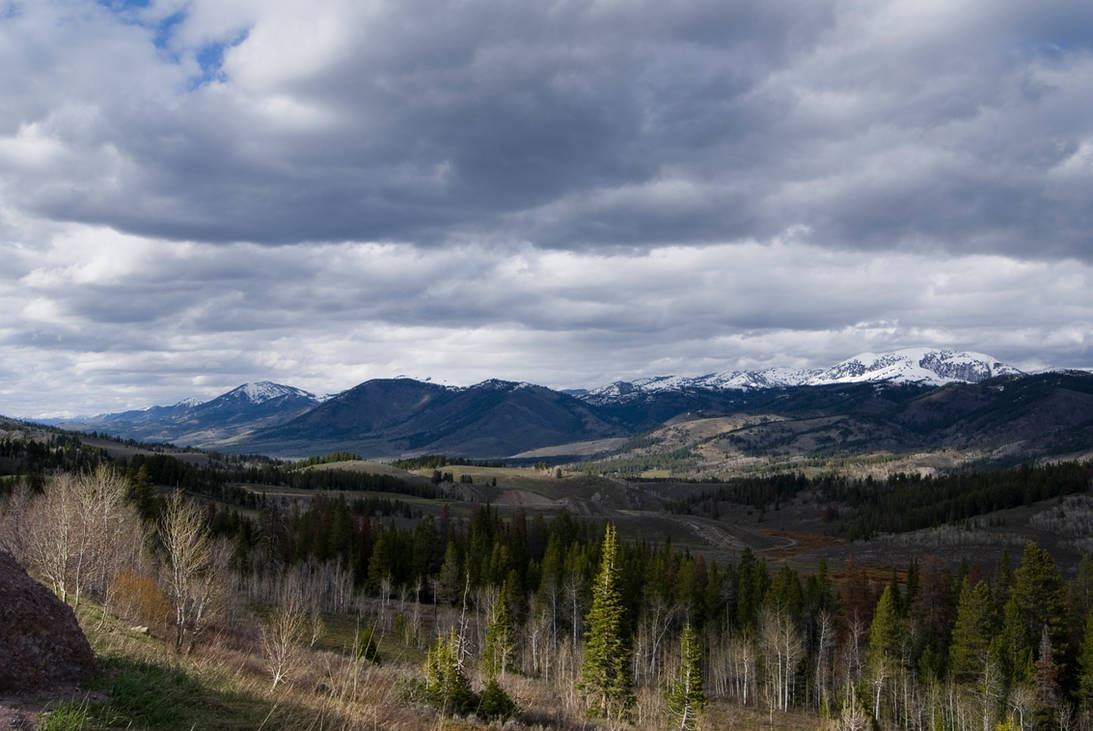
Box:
left=160, top=490, right=224, bottom=653
left=23, top=474, right=87, bottom=604
left=8, top=467, right=143, bottom=612
left=260, top=591, right=308, bottom=690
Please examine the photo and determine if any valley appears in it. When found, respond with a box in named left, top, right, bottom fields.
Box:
left=6, top=349, right=1093, bottom=729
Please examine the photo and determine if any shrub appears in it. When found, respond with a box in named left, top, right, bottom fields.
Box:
left=478, top=678, right=517, bottom=721
left=356, top=621, right=381, bottom=665
left=110, top=571, right=172, bottom=629
left=422, top=630, right=474, bottom=715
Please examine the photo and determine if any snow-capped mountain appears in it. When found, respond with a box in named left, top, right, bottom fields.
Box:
left=217, top=381, right=319, bottom=406
left=55, top=381, right=322, bottom=446
left=811, top=349, right=1021, bottom=386
left=581, top=348, right=1022, bottom=405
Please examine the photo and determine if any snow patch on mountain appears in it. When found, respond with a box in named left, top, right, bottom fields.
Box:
left=228, top=382, right=317, bottom=404
left=581, top=348, right=1023, bottom=405
left=811, top=348, right=1021, bottom=386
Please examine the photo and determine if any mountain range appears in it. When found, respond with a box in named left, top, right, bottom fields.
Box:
left=51, top=382, right=322, bottom=447
left=578, top=347, right=1022, bottom=405
left=37, top=349, right=1093, bottom=462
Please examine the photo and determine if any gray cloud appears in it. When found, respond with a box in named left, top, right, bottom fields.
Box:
left=1, top=1, right=1093, bottom=417
left=2, top=233, right=1091, bottom=416
left=2, top=1, right=1090, bottom=258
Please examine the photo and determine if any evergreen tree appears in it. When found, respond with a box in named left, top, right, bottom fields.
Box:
left=483, top=585, right=516, bottom=681
left=127, top=464, right=155, bottom=519
left=1012, top=543, right=1072, bottom=688
left=992, top=595, right=1034, bottom=685
left=1033, top=626, right=1061, bottom=730
left=578, top=523, right=634, bottom=722
left=735, top=547, right=769, bottom=631
left=436, top=536, right=463, bottom=605
left=355, top=620, right=381, bottom=665
left=1073, top=555, right=1093, bottom=629
left=411, top=514, right=440, bottom=581
left=866, top=584, right=902, bottom=720
left=366, top=528, right=393, bottom=594
left=1078, top=612, right=1093, bottom=712
left=667, top=622, right=706, bottom=730
left=422, top=628, right=473, bottom=715
left=949, top=580, right=995, bottom=684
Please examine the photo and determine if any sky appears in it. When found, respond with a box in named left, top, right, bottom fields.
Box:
left=2, top=0, right=1093, bottom=418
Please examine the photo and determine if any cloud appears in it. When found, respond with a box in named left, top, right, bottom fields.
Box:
left=2, top=228, right=1091, bottom=416
left=1, top=1, right=1093, bottom=417
left=0, top=0, right=1089, bottom=257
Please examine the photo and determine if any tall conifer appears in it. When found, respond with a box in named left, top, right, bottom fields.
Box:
left=578, top=523, right=634, bottom=721
left=667, top=622, right=706, bottom=730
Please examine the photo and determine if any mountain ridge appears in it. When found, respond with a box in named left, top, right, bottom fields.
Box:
left=581, top=348, right=1022, bottom=405
left=52, top=381, right=321, bottom=446
left=33, top=349, right=1074, bottom=460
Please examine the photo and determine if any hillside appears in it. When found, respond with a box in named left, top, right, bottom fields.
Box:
left=26, top=351, right=1092, bottom=465
left=53, top=382, right=320, bottom=446
left=576, top=372, right=1093, bottom=477
left=229, top=378, right=625, bottom=458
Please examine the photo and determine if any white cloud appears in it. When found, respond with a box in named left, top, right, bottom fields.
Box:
left=1, top=0, right=1092, bottom=416
left=1, top=223, right=1091, bottom=416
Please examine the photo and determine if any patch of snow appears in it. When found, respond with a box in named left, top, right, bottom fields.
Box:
left=579, top=348, right=1024, bottom=404
left=173, top=397, right=202, bottom=408
left=230, top=381, right=317, bottom=404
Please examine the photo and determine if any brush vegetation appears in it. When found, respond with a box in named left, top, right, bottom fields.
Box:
left=6, top=428, right=1093, bottom=728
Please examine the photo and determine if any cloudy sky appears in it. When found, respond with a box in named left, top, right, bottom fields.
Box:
left=2, top=0, right=1092, bottom=417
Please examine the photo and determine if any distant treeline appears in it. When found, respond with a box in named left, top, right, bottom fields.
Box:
left=125, top=452, right=439, bottom=507
left=391, top=454, right=507, bottom=470
left=284, top=451, right=363, bottom=470
left=668, top=460, right=1093, bottom=539
left=0, top=435, right=109, bottom=491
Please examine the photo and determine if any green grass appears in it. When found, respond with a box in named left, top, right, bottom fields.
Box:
left=315, top=613, right=428, bottom=667
left=74, top=603, right=314, bottom=730
left=38, top=701, right=90, bottom=731
left=94, top=656, right=241, bottom=728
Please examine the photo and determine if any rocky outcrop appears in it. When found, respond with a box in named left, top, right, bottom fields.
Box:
left=0, top=551, right=96, bottom=691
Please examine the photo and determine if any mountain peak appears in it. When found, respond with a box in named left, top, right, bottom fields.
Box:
left=581, top=348, right=1023, bottom=405
left=219, top=381, right=318, bottom=405
left=819, top=348, right=1022, bottom=386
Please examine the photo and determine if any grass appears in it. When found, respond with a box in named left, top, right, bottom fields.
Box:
left=70, top=603, right=318, bottom=730
left=313, top=612, right=429, bottom=667
left=28, top=588, right=846, bottom=730
left=38, top=701, right=90, bottom=731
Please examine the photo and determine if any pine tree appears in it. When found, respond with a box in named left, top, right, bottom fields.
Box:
left=866, top=584, right=902, bottom=720
left=949, top=580, right=995, bottom=684
left=483, top=585, right=516, bottom=681
left=992, top=595, right=1033, bottom=685
left=1012, top=543, right=1071, bottom=674
left=366, top=529, right=392, bottom=595
left=355, top=620, right=381, bottom=665
left=1033, top=626, right=1061, bottom=729
left=436, top=537, right=463, bottom=605
left=578, top=523, right=634, bottom=721
left=667, top=622, right=706, bottom=730
left=1078, top=612, right=1093, bottom=712
left=1072, top=555, right=1093, bottom=625
left=423, top=628, right=473, bottom=715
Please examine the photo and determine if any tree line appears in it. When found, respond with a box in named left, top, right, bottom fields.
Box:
left=669, top=459, right=1093, bottom=539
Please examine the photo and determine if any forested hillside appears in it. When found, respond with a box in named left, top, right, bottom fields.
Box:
left=4, top=423, right=1093, bottom=728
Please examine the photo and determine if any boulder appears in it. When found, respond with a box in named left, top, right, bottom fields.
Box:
left=0, top=551, right=96, bottom=691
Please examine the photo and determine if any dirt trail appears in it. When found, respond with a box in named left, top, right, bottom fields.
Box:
left=683, top=518, right=746, bottom=550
